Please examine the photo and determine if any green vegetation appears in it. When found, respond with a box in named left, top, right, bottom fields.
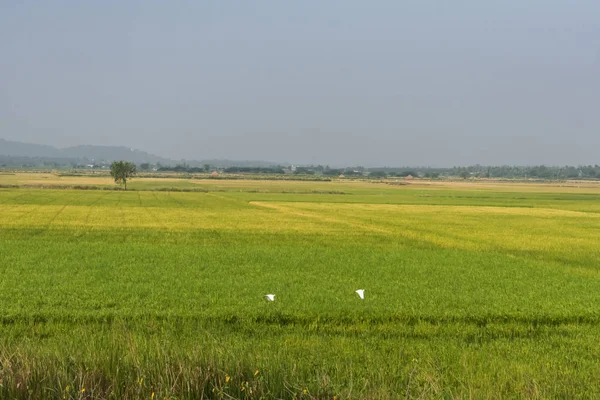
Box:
left=110, top=161, right=137, bottom=190
left=0, top=180, right=600, bottom=398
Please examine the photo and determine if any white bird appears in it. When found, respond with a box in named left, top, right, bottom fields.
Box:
left=355, top=289, right=365, bottom=299
left=265, top=294, right=276, bottom=302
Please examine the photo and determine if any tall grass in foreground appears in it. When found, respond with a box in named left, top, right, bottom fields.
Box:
left=3, top=319, right=600, bottom=399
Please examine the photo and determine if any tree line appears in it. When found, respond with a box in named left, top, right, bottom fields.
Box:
left=3, top=155, right=600, bottom=180
left=149, top=163, right=600, bottom=179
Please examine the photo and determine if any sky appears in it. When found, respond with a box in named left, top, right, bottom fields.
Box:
left=1, top=1, right=599, bottom=166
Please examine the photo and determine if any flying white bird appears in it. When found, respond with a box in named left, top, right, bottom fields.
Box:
left=265, top=294, right=276, bottom=302
left=355, top=289, right=365, bottom=299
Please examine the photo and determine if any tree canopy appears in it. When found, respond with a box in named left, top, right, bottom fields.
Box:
left=110, top=161, right=136, bottom=190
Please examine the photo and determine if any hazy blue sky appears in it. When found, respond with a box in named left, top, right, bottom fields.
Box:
left=1, top=1, right=598, bottom=166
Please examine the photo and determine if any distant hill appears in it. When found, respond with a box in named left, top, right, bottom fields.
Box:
left=0, top=139, right=172, bottom=165
left=60, top=144, right=173, bottom=165
left=0, top=139, right=63, bottom=158
left=0, top=139, right=284, bottom=168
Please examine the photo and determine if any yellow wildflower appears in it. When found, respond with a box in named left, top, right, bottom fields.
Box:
left=225, top=376, right=230, bottom=383
left=254, top=370, right=259, bottom=377
left=81, top=388, right=85, bottom=393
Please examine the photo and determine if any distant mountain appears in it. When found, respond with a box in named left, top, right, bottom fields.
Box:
left=0, top=138, right=63, bottom=158
left=0, top=139, right=172, bottom=165
left=60, top=144, right=172, bottom=164
left=0, top=139, right=284, bottom=168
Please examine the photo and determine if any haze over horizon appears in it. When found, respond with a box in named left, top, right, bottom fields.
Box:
left=1, top=2, right=598, bottom=167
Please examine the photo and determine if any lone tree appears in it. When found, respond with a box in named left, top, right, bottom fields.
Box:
left=110, top=161, right=136, bottom=190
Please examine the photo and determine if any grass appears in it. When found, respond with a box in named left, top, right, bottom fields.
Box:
left=0, top=178, right=600, bottom=398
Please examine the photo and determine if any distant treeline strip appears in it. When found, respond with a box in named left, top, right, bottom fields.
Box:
left=2, top=152, right=600, bottom=179
left=159, top=166, right=287, bottom=174
left=369, top=164, right=600, bottom=179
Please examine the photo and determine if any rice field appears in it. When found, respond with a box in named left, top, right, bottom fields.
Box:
left=1, top=176, right=600, bottom=398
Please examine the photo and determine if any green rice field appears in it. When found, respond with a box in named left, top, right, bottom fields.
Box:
left=1, top=177, right=600, bottom=398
